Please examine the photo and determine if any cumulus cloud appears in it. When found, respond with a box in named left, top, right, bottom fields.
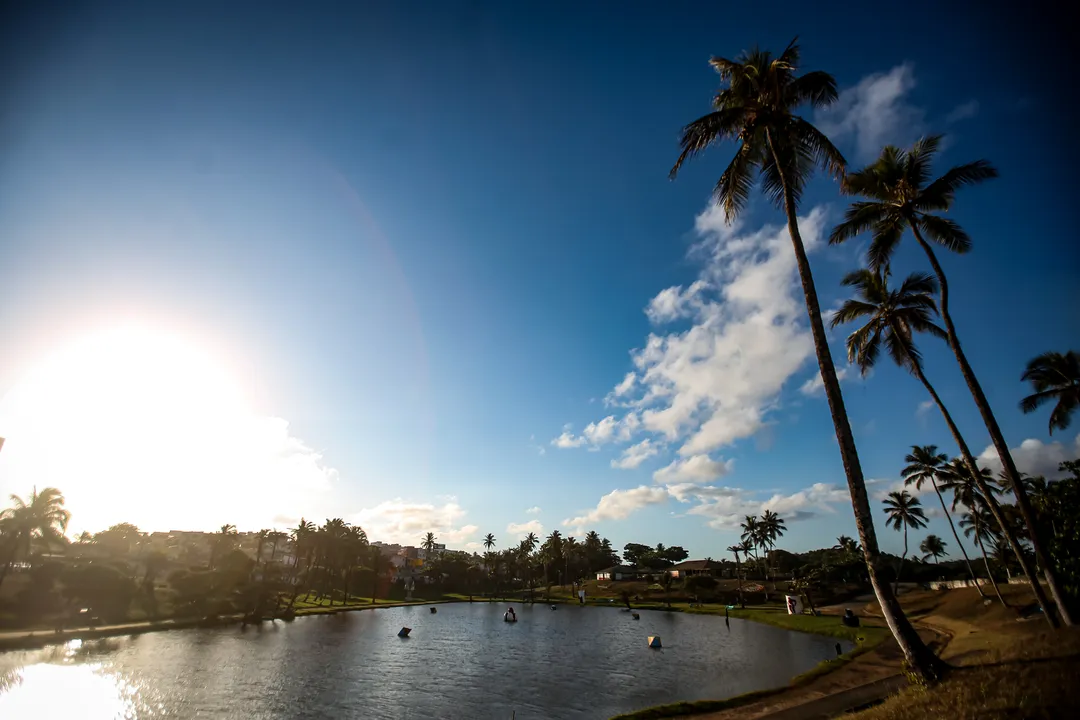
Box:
left=553, top=205, right=832, bottom=461
left=552, top=414, right=640, bottom=449
left=680, top=482, right=853, bottom=529
left=976, top=434, right=1080, bottom=480
left=612, top=439, right=659, bottom=470
left=653, top=454, right=734, bottom=484
left=916, top=400, right=935, bottom=418
left=799, top=367, right=850, bottom=397
left=353, top=499, right=478, bottom=547
left=507, top=519, right=544, bottom=540
left=815, top=63, right=924, bottom=161
left=525, top=506, right=542, bottom=515
left=562, top=485, right=670, bottom=530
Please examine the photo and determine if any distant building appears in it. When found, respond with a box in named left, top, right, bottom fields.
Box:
left=595, top=565, right=648, bottom=581
left=666, top=559, right=719, bottom=579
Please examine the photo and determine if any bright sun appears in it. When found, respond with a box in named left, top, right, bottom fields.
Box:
left=0, top=324, right=335, bottom=534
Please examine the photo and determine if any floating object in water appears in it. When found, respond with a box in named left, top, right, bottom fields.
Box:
left=648, top=635, right=662, bottom=648
left=398, top=627, right=412, bottom=637
left=632, top=613, right=640, bottom=620
left=550, top=605, right=557, bottom=610
left=835, top=642, right=843, bottom=657
left=504, top=616, right=517, bottom=623
left=430, top=607, right=437, bottom=613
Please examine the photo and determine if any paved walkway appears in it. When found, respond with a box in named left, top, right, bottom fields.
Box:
left=755, top=675, right=906, bottom=719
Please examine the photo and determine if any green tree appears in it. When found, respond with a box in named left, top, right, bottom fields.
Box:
left=903, top=446, right=982, bottom=594
left=1021, top=351, right=1079, bottom=435
left=668, top=39, right=939, bottom=678
left=833, top=266, right=1038, bottom=611
left=882, top=490, right=928, bottom=593
left=831, top=137, right=1069, bottom=626
left=919, top=535, right=948, bottom=563
left=209, top=524, right=238, bottom=571
left=0, top=487, right=70, bottom=593
left=483, top=533, right=496, bottom=551
left=739, top=516, right=763, bottom=577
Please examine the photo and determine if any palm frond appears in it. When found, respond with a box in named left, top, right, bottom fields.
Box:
left=785, top=70, right=839, bottom=109
left=1019, top=389, right=1059, bottom=414
left=867, top=213, right=906, bottom=270
left=714, top=141, right=760, bottom=221
left=921, top=160, right=998, bottom=206
left=917, top=214, right=972, bottom=254
left=791, top=116, right=845, bottom=178
left=831, top=299, right=877, bottom=327
left=1048, top=394, right=1078, bottom=434
left=670, top=108, right=747, bottom=178
left=829, top=201, right=885, bottom=245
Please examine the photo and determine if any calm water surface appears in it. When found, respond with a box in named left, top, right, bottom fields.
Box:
left=0, top=603, right=850, bottom=719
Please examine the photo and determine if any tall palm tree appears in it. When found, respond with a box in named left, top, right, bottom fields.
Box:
left=523, top=532, right=539, bottom=554
left=940, top=462, right=1008, bottom=606
left=834, top=535, right=860, bottom=555
left=0, top=487, right=70, bottom=592
left=830, top=137, right=1070, bottom=626
left=209, top=523, right=238, bottom=571
left=760, top=510, right=787, bottom=582
left=421, top=532, right=438, bottom=555
left=959, top=507, right=1007, bottom=605
left=833, top=267, right=1044, bottom=614
left=670, top=39, right=939, bottom=677
left=739, top=516, right=761, bottom=577
left=727, top=544, right=745, bottom=608
left=267, top=530, right=288, bottom=563
left=882, top=490, right=928, bottom=593
left=1021, top=351, right=1080, bottom=435
left=919, top=535, right=948, bottom=563
left=902, top=446, right=982, bottom=594
left=483, top=533, right=496, bottom=551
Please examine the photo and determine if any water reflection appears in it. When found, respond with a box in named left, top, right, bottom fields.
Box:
left=0, top=605, right=849, bottom=719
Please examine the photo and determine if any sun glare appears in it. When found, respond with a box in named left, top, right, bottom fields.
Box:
left=0, top=324, right=335, bottom=534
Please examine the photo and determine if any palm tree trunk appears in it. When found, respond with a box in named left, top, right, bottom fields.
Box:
left=975, top=534, right=1006, bottom=606
left=908, top=364, right=985, bottom=596
left=895, top=527, right=908, bottom=595
left=910, top=328, right=1051, bottom=619
left=767, top=133, right=945, bottom=681
left=911, top=225, right=1071, bottom=626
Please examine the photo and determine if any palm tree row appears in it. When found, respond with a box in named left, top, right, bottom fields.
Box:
left=476, top=529, right=620, bottom=596
left=671, top=38, right=1077, bottom=678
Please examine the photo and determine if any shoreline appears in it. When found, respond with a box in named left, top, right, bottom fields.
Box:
left=0, top=598, right=446, bottom=652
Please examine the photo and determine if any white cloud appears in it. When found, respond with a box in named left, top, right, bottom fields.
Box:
left=611, top=439, right=659, bottom=470
left=605, top=372, right=637, bottom=405
left=562, top=485, right=670, bottom=530
left=945, top=100, right=979, bottom=124
left=525, top=506, right=542, bottom=515
left=916, top=400, right=935, bottom=417
left=552, top=414, right=639, bottom=449
left=681, top=481, right=852, bottom=529
left=815, top=63, right=924, bottom=161
left=506, top=519, right=544, bottom=540
left=799, top=366, right=850, bottom=397
left=353, top=499, right=478, bottom=548
left=554, top=205, right=833, bottom=461
left=551, top=431, right=586, bottom=449
left=976, top=434, right=1080, bottom=480
left=646, top=280, right=708, bottom=323
left=653, top=454, right=734, bottom=484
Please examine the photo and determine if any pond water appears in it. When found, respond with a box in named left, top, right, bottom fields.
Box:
left=0, top=603, right=851, bottom=719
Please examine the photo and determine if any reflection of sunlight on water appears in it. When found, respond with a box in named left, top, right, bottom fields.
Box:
left=0, top=641, right=146, bottom=719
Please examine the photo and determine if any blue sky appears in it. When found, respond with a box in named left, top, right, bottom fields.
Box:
left=0, top=1, right=1076, bottom=558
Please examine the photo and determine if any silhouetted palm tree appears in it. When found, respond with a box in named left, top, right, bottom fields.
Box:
left=1021, top=351, right=1079, bottom=435
left=902, top=446, right=981, bottom=594
left=727, top=544, right=745, bottom=608
left=0, top=487, right=70, bottom=592
left=960, top=507, right=1006, bottom=605
left=669, top=39, right=937, bottom=677
left=483, top=533, right=496, bottom=551
left=919, top=535, right=948, bottom=563
left=883, top=490, right=928, bottom=593
left=831, top=137, right=1068, bottom=626
left=834, top=267, right=1042, bottom=612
